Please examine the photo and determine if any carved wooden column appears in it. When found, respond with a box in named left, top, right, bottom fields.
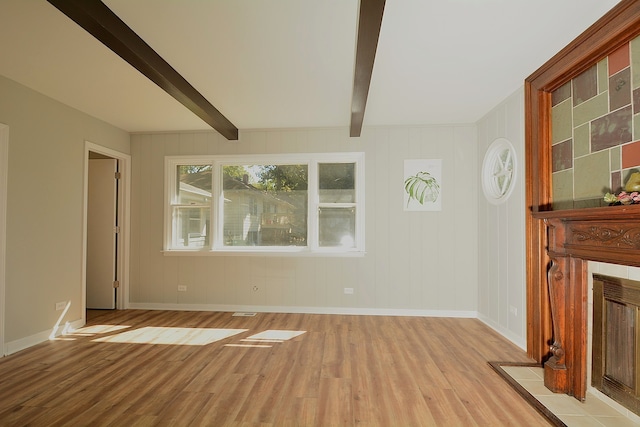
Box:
left=544, top=218, right=570, bottom=393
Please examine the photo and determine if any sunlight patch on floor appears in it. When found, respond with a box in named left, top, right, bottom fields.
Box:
left=245, top=330, right=306, bottom=341
left=92, top=327, right=247, bottom=345
left=224, top=330, right=306, bottom=348
left=70, top=324, right=131, bottom=336
left=224, top=343, right=273, bottom=348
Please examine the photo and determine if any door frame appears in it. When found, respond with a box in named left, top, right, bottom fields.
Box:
left=82, top=141, right=131, bottom=322
left=0, top=124, right=8, bottom=356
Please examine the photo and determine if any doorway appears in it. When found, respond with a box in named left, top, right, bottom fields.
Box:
left=87, top=153, right=118, bottom=309
left=83, top=142, right=130, bottom=321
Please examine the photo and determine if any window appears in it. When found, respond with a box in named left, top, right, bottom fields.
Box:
left=171, top=164, right=211, bottom=249
left=318, top=163, right=356, bottom=247
left=481, top=138, right=517, bottom=205
left=165, top=153, right=364, bottom=254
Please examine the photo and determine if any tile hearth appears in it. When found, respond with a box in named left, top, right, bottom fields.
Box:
left=502, top=365, right=640, bottom=427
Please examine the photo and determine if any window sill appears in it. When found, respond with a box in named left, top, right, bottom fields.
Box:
left=162, top=248, right=366, bottom=257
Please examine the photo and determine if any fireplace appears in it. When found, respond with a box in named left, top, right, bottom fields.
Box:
left=532, top=204, right=640, bottom=401
left=524, top=0, right=640, bottom=403
left=592, top=274, right=640, bottom=414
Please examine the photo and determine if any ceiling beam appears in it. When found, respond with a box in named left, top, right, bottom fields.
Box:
left=350, top=0, right=385, bottom=137
left=46, top=0, right=239, bottom=140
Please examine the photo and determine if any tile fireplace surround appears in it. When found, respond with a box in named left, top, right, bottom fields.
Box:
left=532, top=204, right=640, bottom=401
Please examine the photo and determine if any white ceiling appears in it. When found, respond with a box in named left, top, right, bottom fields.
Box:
left=0, top=0, right=622, bottom=135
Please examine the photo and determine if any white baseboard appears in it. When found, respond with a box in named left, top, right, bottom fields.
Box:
left=5, top=317, right=84, bottom=356
left=477, top=313, right=526, bottom=351
left=5, top=308, right=519, bottom=357
left=127, top=302, right=478, bottom=318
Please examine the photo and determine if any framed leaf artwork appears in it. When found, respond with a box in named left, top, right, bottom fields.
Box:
left=403, top=159, right=442, bottom=211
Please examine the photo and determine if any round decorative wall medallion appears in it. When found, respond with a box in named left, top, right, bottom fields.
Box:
left=481, top=138, right=517, bottom=205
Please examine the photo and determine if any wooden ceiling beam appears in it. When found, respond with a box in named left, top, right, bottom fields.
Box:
left=46, top=0, right=239, bottom=140
left=350, top=0, right=385, bottom=138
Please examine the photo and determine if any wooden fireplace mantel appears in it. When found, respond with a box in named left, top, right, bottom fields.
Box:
left=524, top=0, right=640, bottom=403
left=532, top=204, right=640, bottom=399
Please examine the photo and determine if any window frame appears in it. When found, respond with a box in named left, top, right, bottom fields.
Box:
left=164, top=152, right=365, bottom=255
left=165, top=159, right=213, bottom=251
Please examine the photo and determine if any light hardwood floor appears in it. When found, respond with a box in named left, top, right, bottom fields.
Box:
left=0, top=310, right=551, bottom=426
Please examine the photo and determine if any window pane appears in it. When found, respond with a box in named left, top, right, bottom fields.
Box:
left=175, top=206, right=210, bottom=248
left=222, top=165, right=308, bottom=246
left=177, top=165, right=212, bottom=204
left=319, top=163, right=355, bottom=203
left=319, top=207, right=355, bottom=248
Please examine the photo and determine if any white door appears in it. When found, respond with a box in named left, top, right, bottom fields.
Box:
left=87, top=158, right=117, bottom=309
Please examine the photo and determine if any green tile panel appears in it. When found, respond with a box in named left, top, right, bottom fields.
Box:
left=598, top=59, right=608, bottom=94
left=573, top=123, right=590, bottom=158
left=631, top=35, right=640, bottom=90
left=611, top=146, right=621, bottom=171
left=574, top=150, right=610, bottom=200
left=550, top=33, right=640, bottom=209
left=552, top=169, right=575, bottom=210
left=573, top=92, right=609, bottom=128
left=552, top=99, right=572, bottom=144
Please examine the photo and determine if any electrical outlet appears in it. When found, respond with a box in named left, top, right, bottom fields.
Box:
left=55, top=301, right=66, bottom=311
left=344, top=287, right=354, bottom=295
left=509, top=305, right=518, bottom=316
left=252, top=285, right=259, bottom=293
left=178, top=285, right=187, bottom=292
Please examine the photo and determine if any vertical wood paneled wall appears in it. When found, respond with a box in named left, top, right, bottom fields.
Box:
left=130, top=126, right=478, bottom=315
left=476, top=88, right=527, bottom=348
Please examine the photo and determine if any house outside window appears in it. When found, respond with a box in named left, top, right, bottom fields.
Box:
left=172, top=164, right=211, bottom=249
left=164, top=153, right=364, bottom=254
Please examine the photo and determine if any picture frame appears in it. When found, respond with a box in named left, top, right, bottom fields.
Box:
left=403, top=159, right=442, bottom=211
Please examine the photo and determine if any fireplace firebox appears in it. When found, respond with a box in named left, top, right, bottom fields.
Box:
left=592, top=274, right=640, bottom=415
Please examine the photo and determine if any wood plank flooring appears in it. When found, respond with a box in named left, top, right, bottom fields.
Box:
left=0, top=310, right=551, bottom=426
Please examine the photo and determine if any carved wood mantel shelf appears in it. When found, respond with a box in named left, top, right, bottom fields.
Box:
left=532, top=204, right=640, bottom=400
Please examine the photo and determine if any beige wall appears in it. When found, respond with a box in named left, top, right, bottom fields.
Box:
left=0, top=74, right=485, bottom=350
left=130, top=126, right=478, bottom=314
left=476, top=88, right=527, bottom=348
left=0, top=75, right=129, bottom=348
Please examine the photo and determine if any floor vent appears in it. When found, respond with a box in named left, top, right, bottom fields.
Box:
left=232, top=312, right=257, bottom=317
